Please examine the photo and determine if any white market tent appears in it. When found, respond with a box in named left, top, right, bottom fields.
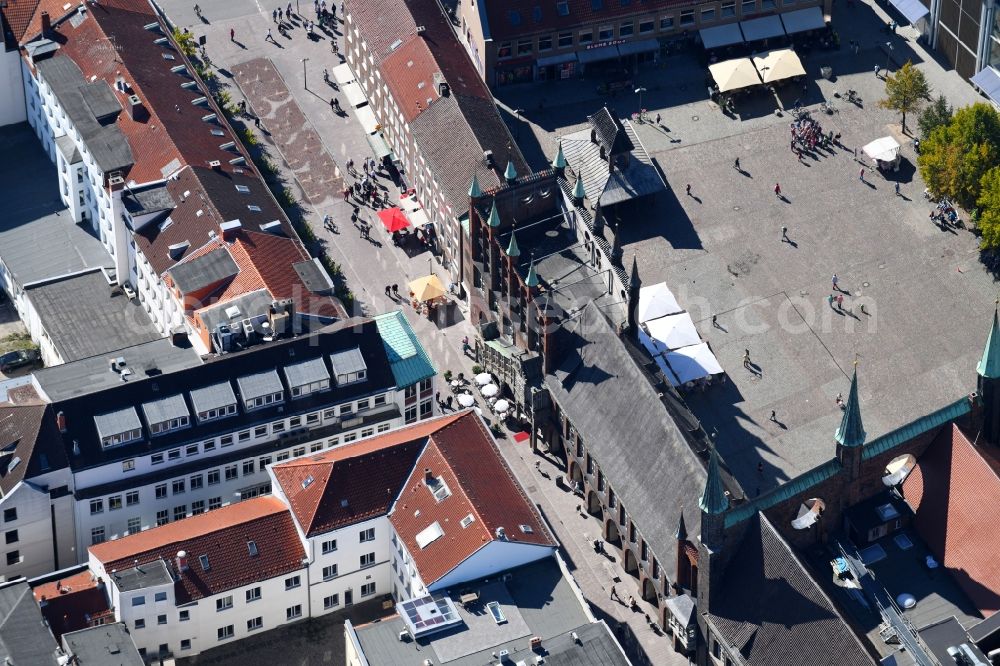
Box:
left=700, top=23, right=745, bottom=49
left=888, top=0, right=929, bottom=23
left=665, top=343, right=724, bottom=384
left=638, top=282, right=683, bottom=323
left=752, top=49, right=806, bottom=83
left=780, top=7, right=826, bottom=34
left=645, top=313, right=702, bottom=351
left=740, top=15, right=785, bottom=42
left=862, top=136, right=900, bottom=163
left=709, top=58, right=762, bottom=93
left=342, top=80, right=368, bottom=108
left=332, top=63, right=355, bottom=86
left=354, top=105, right=380, bottom=134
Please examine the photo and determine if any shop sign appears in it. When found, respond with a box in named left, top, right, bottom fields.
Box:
left=587, top=38, right=626, bottom=50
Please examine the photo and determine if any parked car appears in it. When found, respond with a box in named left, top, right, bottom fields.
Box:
left=0, top=349, right=41, bottom=373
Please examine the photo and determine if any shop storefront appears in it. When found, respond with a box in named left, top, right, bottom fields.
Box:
left=617, top=38, right=660, bottom=66
left=577, top=40, right=625, bottom=75
left=536, top=52, right=579, bottom=81
left=495, top=57, right=535, bottom=86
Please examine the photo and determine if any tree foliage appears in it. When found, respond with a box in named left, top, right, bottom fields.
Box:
left=918, top=94, right=953, bottom=139
left=977, top=167, right=1000, bottom=250
left=918, top=103, right=1000, bottom=209
left=878, top=61, right=930, bottom=133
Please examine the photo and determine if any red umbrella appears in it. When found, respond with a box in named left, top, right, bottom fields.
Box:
left=377, top=207, right=410, bottom=233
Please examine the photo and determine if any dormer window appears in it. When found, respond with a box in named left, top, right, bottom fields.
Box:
left=283, top=357, right=331, bottom=399
left=237, top=370, right=284, bottom=411
left=95, top=408, right=143, bottom=449
left=426, top=475, right=451, bottom=502
left=190, top=382, right=238, bottom=423
left=142, top=394, right=191, bottom=437
left=329, top=348, right=367, bottom=387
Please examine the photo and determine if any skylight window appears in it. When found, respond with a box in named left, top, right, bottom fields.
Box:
left=556, top=1, right=570, bottom=15
left=235, top=185, right=250, bottom=193
left=519, top=524, right=534, bottom=534
left=199, top=554, right=210, bottom=571
left=247, top=541, right=258, bottom=557
left=302, top=475, right=315, bottom=489
left=161, top=53, right=176, bottom=61
left=427, top=476, right=451, bottom=502
left=247, top=205, right=261, bottom=212
left=460, top=514, right=475, bottom=528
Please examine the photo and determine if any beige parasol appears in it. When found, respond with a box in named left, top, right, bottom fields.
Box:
left=752, top=49, right=806, bottom=84
left=709, top=58, right=763, bottom=93
left=409, top=274, right=446, bottom=302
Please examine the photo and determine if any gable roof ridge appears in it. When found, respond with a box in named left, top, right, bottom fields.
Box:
left=950, top=423, right=1000, bottom=481
left=422, top=434, right=491, bottom=545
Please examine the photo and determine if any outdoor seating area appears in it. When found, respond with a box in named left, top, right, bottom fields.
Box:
left=447, top=371, right=523, bottom=425
left=707, top=48, right=807, bottom=111
left=637, top=282, right=725, bottom=390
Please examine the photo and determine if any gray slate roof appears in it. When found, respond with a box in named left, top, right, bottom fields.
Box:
left=589, top=107, right=634, bottom=156
left=167, top=248, right=240, bottom=294
left=706, top=513, right=875, bottom=666
left=561, top=118, right=665, bottom=207
left=94, top=407, right=142, bottom=439
left=109, top=560, right=173, bottom=592
left=188, top=381, right=238, bottom=415
left=284, top=357, right=330, bottom=388
left=122, top=184, right=174, bottom=216
left=0, top=581, right=60, bottom=666
left=236, top=369, right=283, bottom=400
left=141, top=393, right=189, bottom=426
left=24, top=270, right=162, bottom=362
left=293, top=258, right=334, bottom=294
left=330, top=347, right=367, bottom=376
left=62, top=623, right=144, bottom=666
left=0, top=209, right=109, bottom=288
left=35, top=56, right=133, bottom=173
left=55, top=134, right=81, bottom=164
left=544, top=302, right=706, bottom=570
left=80, top=81, right=122, bottom=121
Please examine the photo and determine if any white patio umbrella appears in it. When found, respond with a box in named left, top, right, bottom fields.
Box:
left=637, top=282, right=683, bottom=323
left=457, top=393, right=476, bottom=408
left=475, top=372, right=493, bottom=386
left=709, top=58, right=762, bottom=93
left=494, top=399, right=510, bottom=413
left=482, top=384, right=499, bottom=397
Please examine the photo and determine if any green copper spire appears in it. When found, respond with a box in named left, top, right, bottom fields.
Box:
left=524, top=257, right=538, bottom=288
left=504, top=160, right=517, bottom=182
left=978, top=305, right=1000, bottom=379
left=699, top=448, right=728, bottom=516
left=469, top=173, right=482, bottom=198
left=835, top=365, right=866, bottom=448
left=572, top=174, right=585, bottom=200
left=506, top=230, right=521, bottom=257
left=551, top=142, right=567, bottom=170
left=487, top=201, right=500, bottom=228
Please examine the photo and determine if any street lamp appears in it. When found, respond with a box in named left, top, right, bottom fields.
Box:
left=301, top=57, right=309, bottom=90
left=884, top=42, right=893, bottom=73
left=634, top=86, right=647, bottom=115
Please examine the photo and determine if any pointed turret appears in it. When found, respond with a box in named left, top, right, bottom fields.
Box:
left=627, top=255, right=640, bottom=337
left=504, top=160, right=517, bottom=184
left=610, top=222, right=623, bottom=265
left=674, top=509, right=688, bottom=541
left=592, top=203, right=605, bottom=235
left=487, top=201, right=501, bottom=228
left=835, top=365, right=866, bottom=448
left=551, top=142, right=567, bottom=171
left=525, top=257, right=538, bottom=288
left=699, top=448, right=728, bottom=516
left=506, top=230, right=520, bottom=257
left=469, top=173, right=483, bottom=198
left=978, top=306, right=1000, bottom=379
left=572, top=174, right=586, bottom=202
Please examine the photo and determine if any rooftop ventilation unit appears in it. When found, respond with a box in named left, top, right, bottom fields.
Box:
left=201, top=113, right=217, bottom=122
left=229, top=156, right=246, bottom=165
left=208, top=160, right=222, bottom=168
left=219, top=141, right=235, bottom=150
left=170, top=64, right=187, bottom=74
left=191, top=96, right=208, bottom=105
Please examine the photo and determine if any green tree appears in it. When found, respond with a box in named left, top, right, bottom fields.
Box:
left=878, top=61, right=930, bottom=134
left=918, top=103, right=1000, bottom=208
left=976, top=167, right=1000, bottom=250
left=918, top=94, right=953, bottom=139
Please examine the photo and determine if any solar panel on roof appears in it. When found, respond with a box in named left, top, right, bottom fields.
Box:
left=397, top=595, right=463, bottom=637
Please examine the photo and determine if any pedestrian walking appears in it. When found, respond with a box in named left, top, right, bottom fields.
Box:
left=610, top=586, right=620, bottom=601
left=743, top=349, right=751, bottom=368
left=392, top=283, right=399, bottom=295
left=254, top=116, right=261, bottom=128
left=874, top=64, right=881, bottom=78
left=266, top=28, right=275, bottom=42
left=827, top=294, right=835, bottom=308
left=385, top=285, right=391, bottom=296
left=686, top=183, right=691, bottom=196
left=655, top=112, right=661, bottom=125
left=712, top=314, right=719, bottom=328
left=832, top=274, right=839, bottom=291
left=230, top=27, right=235, bottom=41
left=769, top=410, right=777, bottom=422
left=859, top=167, right=865, bottom=182
left=287, top=2, right=292, bottom=16
left=781, top=225, right=788, bottom=242
left=836, top=294, right=844, bottom=309
left=272, top=8, right=277, bottom=21
left=278, top=7, right=283, bottom=20
left=894, top=181, right=900, bottom=196
left=774, top=182, right=781, bottom=197
left=734, top=157, right=741, bottom=170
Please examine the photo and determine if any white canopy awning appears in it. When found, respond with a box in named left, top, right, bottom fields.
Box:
left=862, top=136, right=901, bottom=162
left=889, top=0, right=929, bottom=23
left=645, top=313, right=702, bottom=351
left=665, top=342, right=724, bottom=384
left=740, top=15, right=785, bottom=41
left=709, top=58, right=762, bottom=92
left=753, top=49, right=806, bottom=83
left=638, top=282, right=683, bottom=323
left=972, top=67, right=1000, bottom=104
left=701, top=23, right=745, bottom=49
left=342, top=80, right=368, bottom=108
left=332, top=63, right=355, bottom=86
left=354, top=104, right=380, bottom=134
left=780, top=7, right=826, bottom=34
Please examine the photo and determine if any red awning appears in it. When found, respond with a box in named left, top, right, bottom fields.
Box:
left=378, top=207, right=411, bottom=233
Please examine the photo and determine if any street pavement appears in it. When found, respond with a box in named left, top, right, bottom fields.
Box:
left=158, top=1, right=682, bottom=663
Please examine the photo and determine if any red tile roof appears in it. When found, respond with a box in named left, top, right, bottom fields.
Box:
left=389, top=412, right=556, bottom=584
left=1, top=0, right=41, bottom=43
left=32, top=571, right=110, bottom=640
left=380, top=37, right=442, bottom=124
left=902, top=424, right=1000, bottom=616
left=90, top=496, right=305, bottom=601
left=0, top=404, right=68, bottom=495
left=273, top=414, right=466, bottom=536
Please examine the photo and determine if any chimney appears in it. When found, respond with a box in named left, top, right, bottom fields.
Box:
left=56, top=411, right=67, bottom=433
left=40, top=12, right=52, bottom=37
left=128, top=94, right=146, bottom=122
left=220, top=219, right=242, bottom=240
left=176, top=550, right=188, bottom=572
left=423, top=468, right=433, bottom=484
left=529, top=636, right=542, bottom=651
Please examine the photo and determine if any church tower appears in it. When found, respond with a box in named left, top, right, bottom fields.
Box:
left=835, top=364, right=866, bottom=482
left=978, top=306, right=1000, bottom=444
